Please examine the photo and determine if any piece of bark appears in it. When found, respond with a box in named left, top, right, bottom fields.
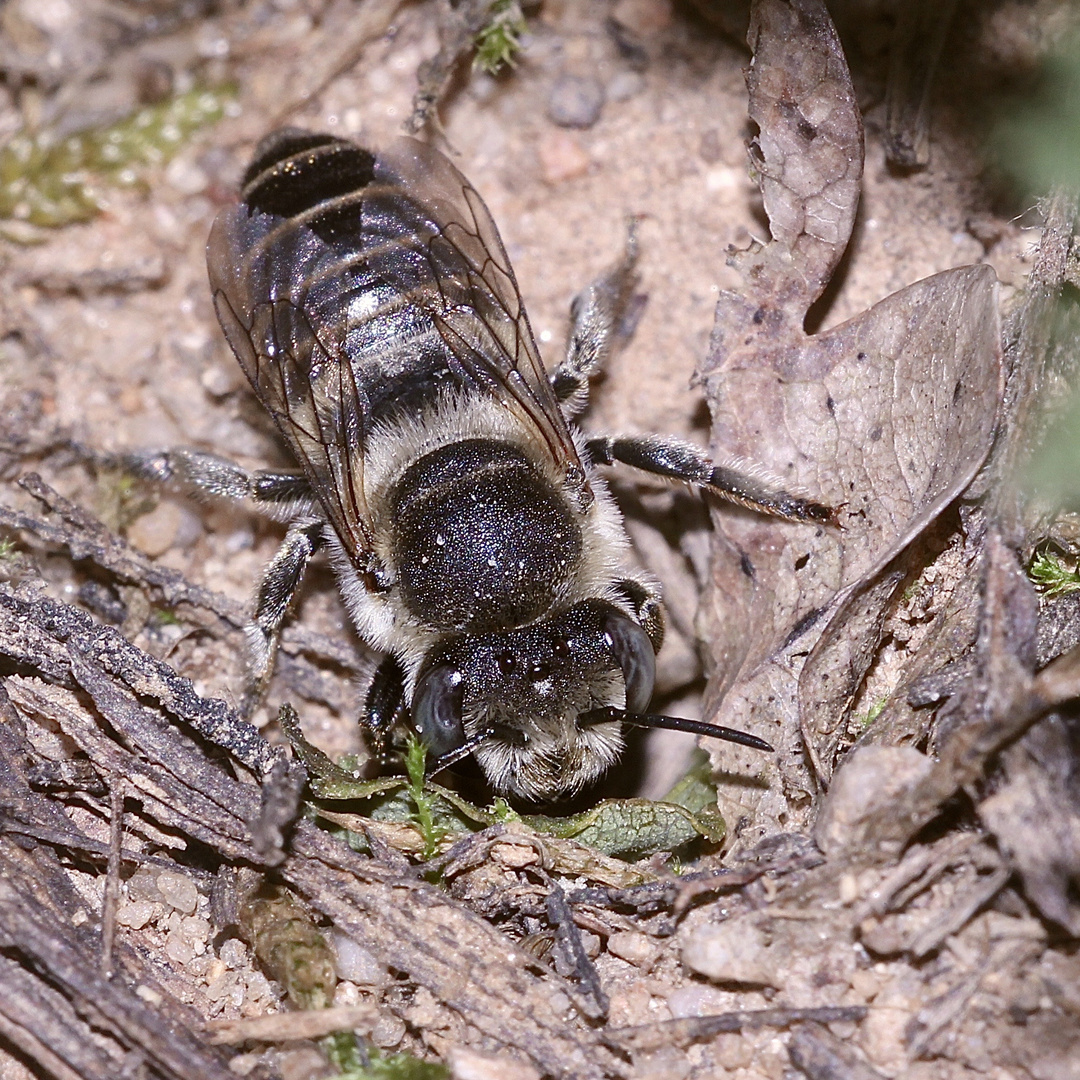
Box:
left=0, top=586, right=628, bottom=1079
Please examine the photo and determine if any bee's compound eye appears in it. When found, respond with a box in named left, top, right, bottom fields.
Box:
left=604, top=612, right=656, bottom=714
left=413, top=664, right=465, bottom=757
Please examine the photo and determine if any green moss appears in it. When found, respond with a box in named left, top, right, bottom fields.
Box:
left=0, top=86, right=232, bottom=227
left=239, top=884, right=337, bottom=1010
left=856, top=696, right=889, bottom=730
left=995, top=42, right=1080, bottom=197
left=326, top=1033, right=448, bottom=1079
left=474, top=1, right=527, bottom=75
left=403, top=734, right=446, bottom=859
left=1029, top=548, right=1080, bottom=597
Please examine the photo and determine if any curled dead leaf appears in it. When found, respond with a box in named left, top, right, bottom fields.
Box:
left=696, top=0, right=1003, bottom=837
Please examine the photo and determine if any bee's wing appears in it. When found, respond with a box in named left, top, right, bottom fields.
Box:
left=207, top=133, right=585, bottom=569
left=209, top=208, right=380, bottom=567
left=372, top=137, right=584, bottom=483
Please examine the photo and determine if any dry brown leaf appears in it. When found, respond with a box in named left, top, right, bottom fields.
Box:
left=696, top=0, right=1002, bottom=837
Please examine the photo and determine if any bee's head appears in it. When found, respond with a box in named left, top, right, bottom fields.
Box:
left=411, top=599, right=657, bottom=802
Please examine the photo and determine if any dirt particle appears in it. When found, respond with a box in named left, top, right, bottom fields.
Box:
left=606, top=930, right=655, bottom=967
left=547, top=74, right=605, bottom=129
left=128, top=502, right=184, bottom=557
left=699, top=128, right=722, bottom=164
left=491, top=841, right=541, bottom=868
left=607, top=70, right=645, bottom=103
left=537, top=131, right=591, bottom=184
left=155, top=869, right=199, bottom=914
left=611, top=0, right=673, bottom=35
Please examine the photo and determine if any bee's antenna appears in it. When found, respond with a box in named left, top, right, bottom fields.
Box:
left=578, top=707, right=774, bottom=753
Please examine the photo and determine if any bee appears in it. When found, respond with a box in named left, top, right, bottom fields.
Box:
left=133, top=129, right=829, bottom=801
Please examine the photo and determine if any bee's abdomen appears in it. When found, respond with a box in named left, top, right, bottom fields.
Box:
left=391, top=440, right=582, bottom=634
left=239, top=129, right=377, bottom=241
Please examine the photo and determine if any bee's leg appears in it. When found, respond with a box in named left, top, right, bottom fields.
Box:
left=116, top=448, right=314, bottom=515
left=243, top=519, right=326, bottom=716
left=550, top=223, right=640, bottom=418
left=362, top=654, right=408, bottom=761
left=613, top=576, right=665, bottom=652
left=585, top=434, right=835, bottom=525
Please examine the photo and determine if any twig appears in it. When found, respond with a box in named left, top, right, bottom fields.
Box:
left=545, top=878, right=608, bottom=1021
left=100, top=775, right=125, bottom=978
left=205, top=1003, right=377, bottom=1044
left=604, top=1005, right=869, bottom=1053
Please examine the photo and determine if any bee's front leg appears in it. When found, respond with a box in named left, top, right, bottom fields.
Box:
left=361, top=654, right=408, bottom=762
left=243, top=519, right=326, bottom=717
left=585, top=434, right=835, bottom=526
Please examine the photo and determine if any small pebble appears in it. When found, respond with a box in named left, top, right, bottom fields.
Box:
left=219, top=938, right=248, bottom=968
left=277, top=1045, right=330, bottom=1080
left=607, top=930, right=655, bottom=967
left=612, top=0, right=674, bottom=35
left=447, top=1046, right=541, bottom=1080
left=116, top=900, right=156, bottom=929
left=165, top=936, right=195, bottom=966
left=607, top=70, right=644, bottom=103
left=136, top=984, right=163, bottom=1006
left=682, top=922, right=778, bottom=987
left=228, top=1052, right=262, bottom=1076
left=127, top=868, right=163, bottom=903
left=370, top=1012, right=407, bottom=1049
left=839, top=871, right=859, bottom=904
left=200, top=363, right=241, bottom=399
left=813, top=745, right=932, bottom=856
left=330, top=930, right=384, bottom=986
left=165, top=156, right=209, bottom=196
left=128, top=502, right=184, bottom=557
left=537, top=132, right=591, bottom=184
left=180, top=915, right=212, bottom=950
left=666, top=984, right=730, bottom=1019
left=547, top=74, right=605, bottom=129
left=155, top=870, right=199, bottom=914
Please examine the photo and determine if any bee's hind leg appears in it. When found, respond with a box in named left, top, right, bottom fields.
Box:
left=116, top=448, right=315, bottom=515
left=585, top=434, right=835, bottom=526
left=550, top=222, right=641, bottom=418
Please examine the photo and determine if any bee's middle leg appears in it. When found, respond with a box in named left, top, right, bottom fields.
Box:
left=243, top=519, right=327, bottom=716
